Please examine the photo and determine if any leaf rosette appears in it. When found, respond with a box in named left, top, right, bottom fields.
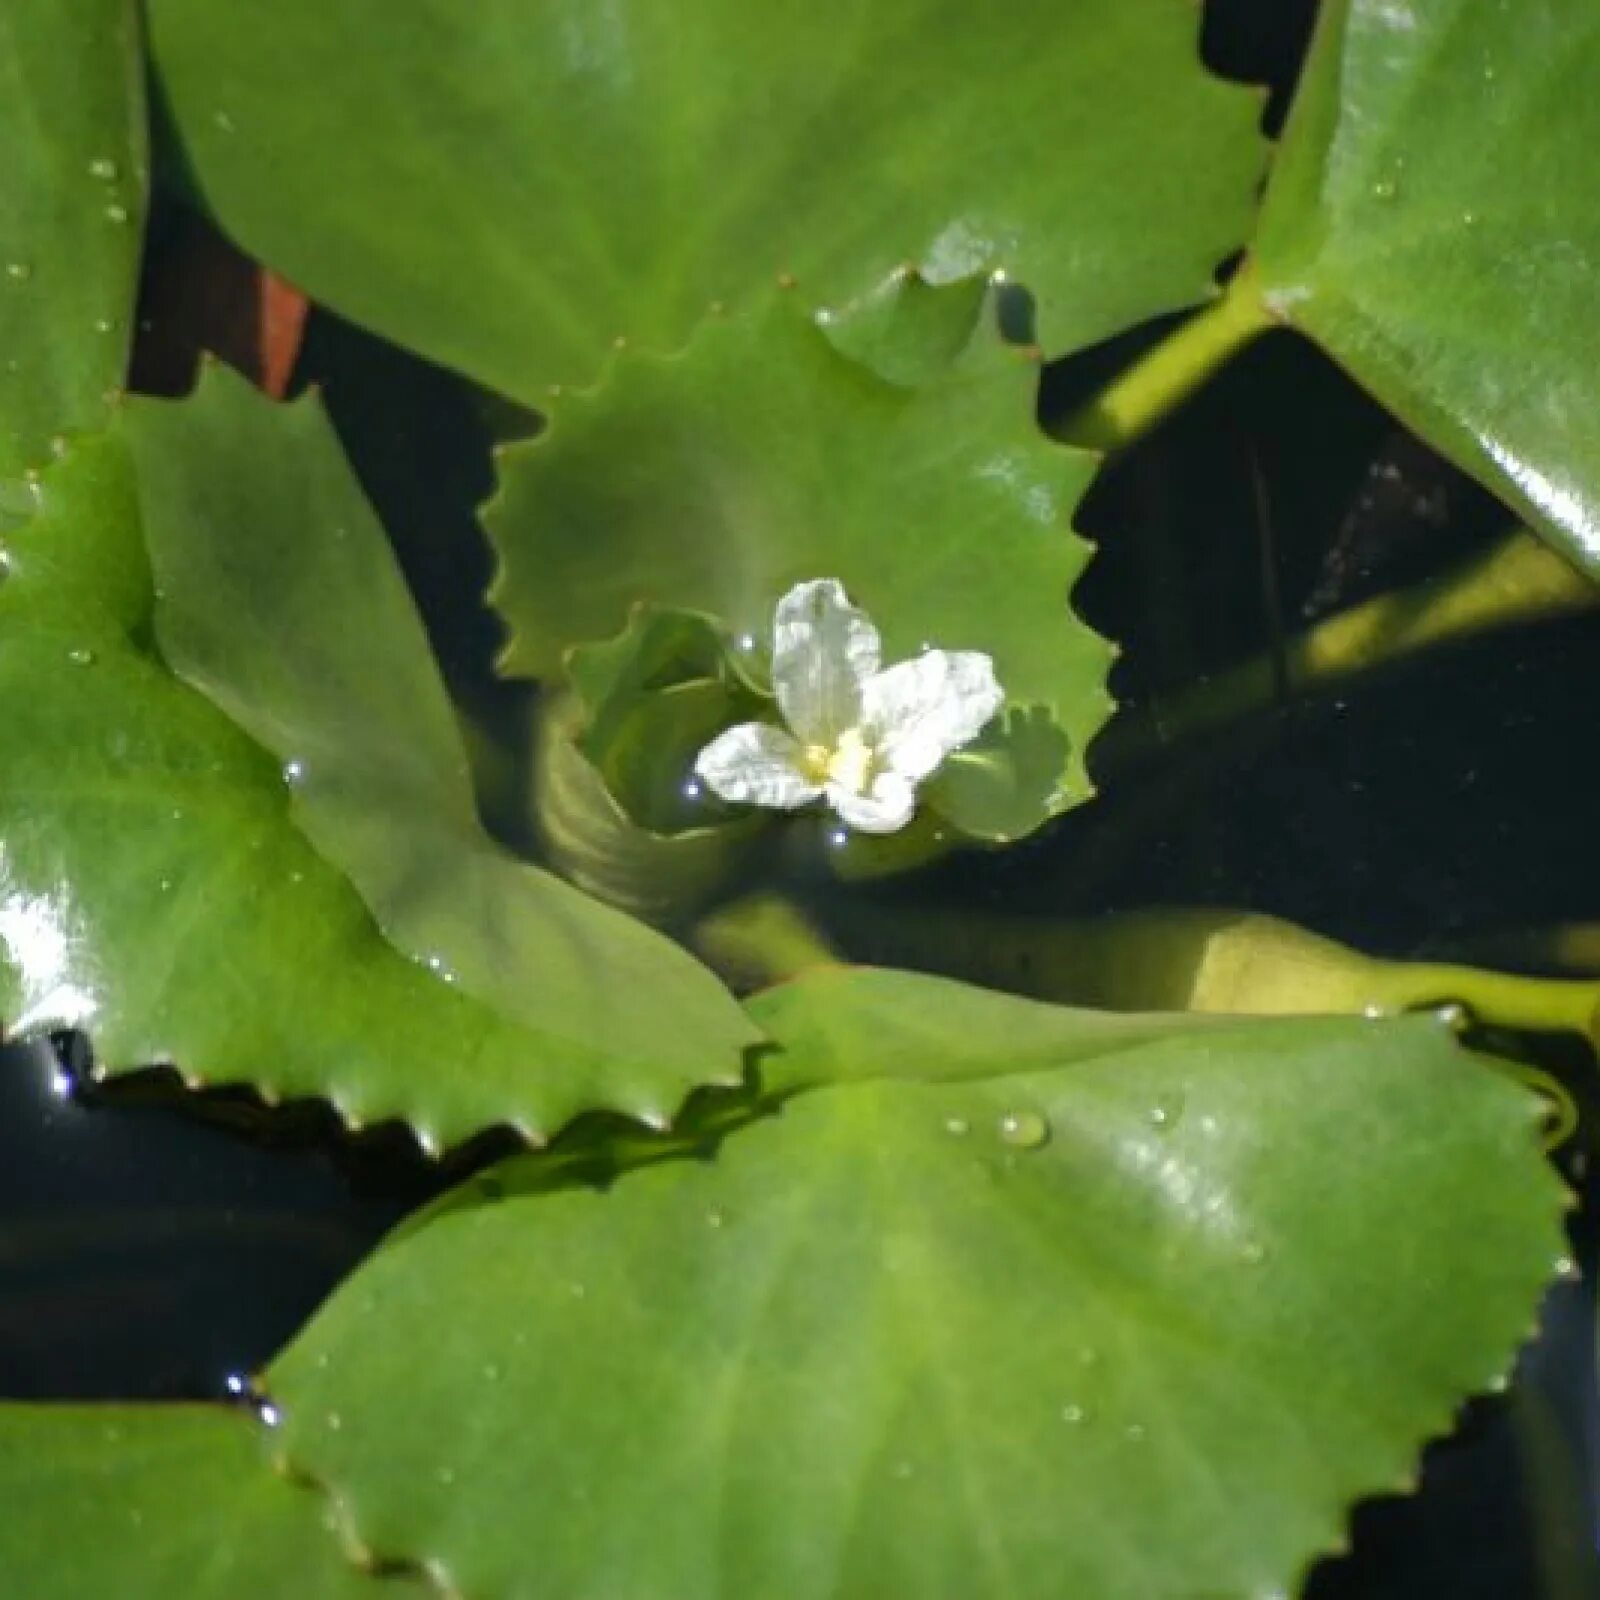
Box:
left=489, top=283, right=1114, bottom=857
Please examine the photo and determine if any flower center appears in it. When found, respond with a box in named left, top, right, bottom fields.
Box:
left=804, top=728, right=876, bottom=794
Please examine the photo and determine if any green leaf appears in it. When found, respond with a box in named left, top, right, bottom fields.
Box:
left=0, top=1403, right=425, bottom=1598
left=144, top=0, right=1265, bottom=401
left=816, top=267, right=990, bottom=388
left=0, top=405, right=751, bottom=1152
left=123, top=363, right=754, bottom=1121
left=1252, top=0, right=1600, bottom=574
left=488, top=291, right=1112, bottom=828
left=265, top=968, right=1565, bottom=1600
left=0, top=0, right=146, bottom=475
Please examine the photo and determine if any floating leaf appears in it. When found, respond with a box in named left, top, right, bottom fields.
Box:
left=0, top=0, right=146, bottom=475
left=0, top=404, right=751, bottom=1151
left=489, top=291, right=1111, bottom=830
left=0, top=1403, right=424, bottom=1598
left=265, top=967, right=1564, bottom=1600
left=1252, top=0, right=1600, bottom=573
left=146, top=0, right=1265, bottom=401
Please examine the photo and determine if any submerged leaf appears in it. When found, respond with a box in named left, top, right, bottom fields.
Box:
left=146, top=0, right=1265, bottom=401
left=265, top=968, right=1564, bottom=1600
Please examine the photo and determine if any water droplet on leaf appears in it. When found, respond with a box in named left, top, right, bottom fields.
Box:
left=998, top=1109, right=1049, bottom=1149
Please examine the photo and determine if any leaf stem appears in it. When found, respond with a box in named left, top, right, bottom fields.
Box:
left=1059, top=261, right=1275, bottom=451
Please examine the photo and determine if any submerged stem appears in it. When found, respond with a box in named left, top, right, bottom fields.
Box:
left=1059, top=261, right=1275, bottom=452
left=1097, top=527, right=1600, bottom=777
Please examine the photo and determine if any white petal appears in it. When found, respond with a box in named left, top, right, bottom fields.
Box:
left=860, top=650, right=1004, bottom=782
left=827, top=772, right=917, bottom=834
left=771, top=578, right=881, bottom=745
left=694, top=722, right=822, bottom=810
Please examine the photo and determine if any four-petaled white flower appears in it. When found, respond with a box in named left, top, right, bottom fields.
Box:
left=694, top=579, right=1003, bottom=834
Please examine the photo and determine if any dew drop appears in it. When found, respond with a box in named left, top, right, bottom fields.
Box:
left=706, top=1208, right=727, bottom=1229
left=943, top=1115, right=971, bottom=1138
left=257, top=1402, right=282, bottom=1428
left=482, top=1362, right=502, bottom=1382
left=93, top=317, right=114, bottom=334
left=213, top=110, right=236, bottom=133
left=568, top=1280, right=587, bottom=1299
left=282, top=759, right=306, bottom=786
left=436, top=1465, right=456, bottom=1486
left=998, top=1108, right=1049, bottom=1150
left=1060, top=1403, right=1085, bottom=1425
left=1240, top=1240, right=1268, bottom=1266
left=1147, top=1104, right=1171, bottom=1130
left=326, top=1410, right=343, bottom=1432
left=827, top=828, right=849, bottom=849
left=891, top=1459, right=914, bottom=1480
left=5, top=261, right=31, bottom=283
left=682, top=777, right=704, bottom=801
left=736, top=632, right=756, bottom=652
left=1372, top=176, right=1398, bottom=201
left=103, top=203, right=129, bottom=226
left=66, top=646, right=95, bottom=666
left=88, top=157, right=119, bottom=181
left=1125, top=1423, right=1146, bottom=1444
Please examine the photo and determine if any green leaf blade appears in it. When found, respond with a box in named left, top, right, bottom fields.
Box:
left=0, top=0, right=146, bottom=475
left=146, top=0, right=1266, bottom=401
left=0, top=1403, right=426, bottom=1599
left=265, top=968, right=1565, bottom=1599
left=122, top=364, right=757, bottom=1124
left=0, top=404, right=751, bottom=1151
left=1254, top=0, right=1600, bottom=572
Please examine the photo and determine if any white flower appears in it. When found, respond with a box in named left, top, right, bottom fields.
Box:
left=693, top=579, right=1003, bottom=834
